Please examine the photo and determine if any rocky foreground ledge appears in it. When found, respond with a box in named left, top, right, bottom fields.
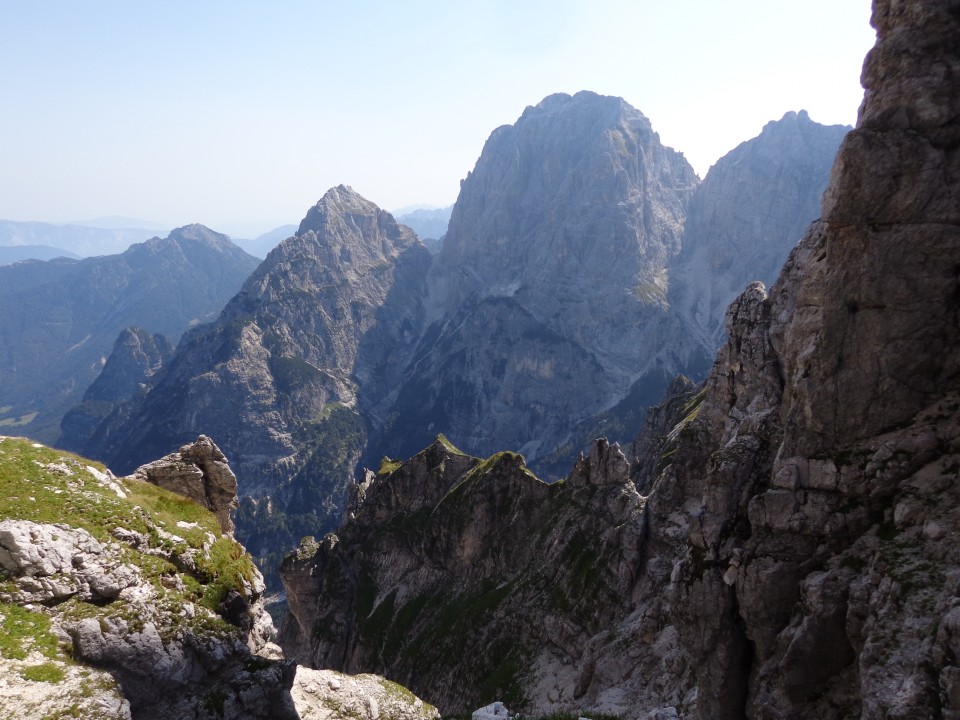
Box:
left=0, top=435, right=437, bottom=720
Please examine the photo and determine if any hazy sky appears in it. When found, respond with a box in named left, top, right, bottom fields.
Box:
left=0, top=1, right=875, bottom=237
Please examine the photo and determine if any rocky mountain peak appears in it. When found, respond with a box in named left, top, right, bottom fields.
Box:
left=438, top=90, right=695, bottom=300
left=296, top=184, right=401, bottom=238
left=669, top=109, right=849, bottom=347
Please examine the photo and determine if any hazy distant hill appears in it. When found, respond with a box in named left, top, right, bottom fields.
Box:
left=395, top=206, right=452, bottom=244
left=0, top=224, right=259, bottom=442
left=234, top=224, right=298, bottom=259
left=0, top=244, right=80, bottom=264
left=0, top=220, right=166, bottom=257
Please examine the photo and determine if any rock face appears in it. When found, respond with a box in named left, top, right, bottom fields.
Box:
left=670, top=110, right=848, bottom=349
left=0, top=224, right=258, bottom=443
left=280, top=436, right=645, bottom=713
left=289, top=668, right=439, bottom=720
left=131, top=435, right=239, bottom=535
left=281, top=1, right=960, bottom=717
left=380, top=92, right=704, bottom=473
left=77, top=187, right=432, bottom=583
left=59, top=326, right=174, bottom=453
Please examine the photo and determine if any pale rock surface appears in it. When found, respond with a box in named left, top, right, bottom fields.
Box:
left=0, top=520, right=140, bottom=603
left=291, top=667, right=439, bottom=720
left=472, top=701, right=512, bottom=720
left=131, top=434, right=239, bottom=534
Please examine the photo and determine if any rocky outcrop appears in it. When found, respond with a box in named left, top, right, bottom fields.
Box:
left=290, top=668, right=439, bottom=720
left=0, top=435, right=294, bottom=719
left=0, top=436, right=438, bottom=720
left=131, top=435, right=239, bottom=535
left=280, top=436, right=644, bottom=713
left=0, top=224, right=258, bottom=443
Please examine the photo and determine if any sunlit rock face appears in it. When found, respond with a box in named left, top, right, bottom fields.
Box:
left=670, top=110, right=848, bottom=349
left=379, top=92, right=846, bottom=479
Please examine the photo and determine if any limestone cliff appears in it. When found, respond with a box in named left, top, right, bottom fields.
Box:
left=670, top=110, right=848, bottom=349
left=280, top=437, right=643, bottom=713
left=381, top=92, right=704, bottom=473
left=281, top=1, right=960, bottom=717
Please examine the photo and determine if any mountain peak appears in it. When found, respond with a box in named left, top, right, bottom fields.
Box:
left=296, top=185, right=393, bottom=237
left=166, top=223, right=233, bottom=246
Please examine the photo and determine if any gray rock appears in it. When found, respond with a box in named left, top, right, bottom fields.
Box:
left=131, top=434, right=239, bottom=535
left=279, top=437, right=644, bottom=714
left=0, top=519, right=140, bottom=603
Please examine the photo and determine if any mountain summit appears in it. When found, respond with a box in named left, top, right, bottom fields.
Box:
left=75, top=186, right=432, bottom=578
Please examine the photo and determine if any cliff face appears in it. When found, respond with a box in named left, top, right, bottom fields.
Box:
left=281, top=2, right=960, bottom=717
left=0, top=225, right=258, bottom=443
left=78, top=187, right=432, bottom=583
left=381, top=92, right=704, bottom=471
left=668, top=1, right=960, bottom=715
left=280, top=437, right=644, bottom=713
left=670, top=110, right=848, bottom=349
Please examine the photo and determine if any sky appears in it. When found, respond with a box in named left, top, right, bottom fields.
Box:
left=0, top=1, right=876, bottom=238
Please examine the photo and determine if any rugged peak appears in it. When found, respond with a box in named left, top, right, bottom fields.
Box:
left=566, top=437, right=632, bottom=487
left=517, top=90, right=638, bottom=128
left=670, top=110, right=848, bottom=348
left=296, top=184, right=407, bottom=239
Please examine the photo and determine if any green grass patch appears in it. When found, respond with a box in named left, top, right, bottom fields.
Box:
left=378, top=457, right=403, bottom=476
left=0, top=411, right=39, bottom=427
left=19, top=662, right=66, bottom=683
left=197, top=536, right=258, bottom=611
left=0, top=604, right=60, bottom=660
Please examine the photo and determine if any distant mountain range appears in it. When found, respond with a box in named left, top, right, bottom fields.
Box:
left=61, top=92, right=848, bottom=586
left=0, top=225, right=259, bottom=442
left=0, top=244, right=81, bottom=265
left=0, top=220, right=166, bottom=258
left=395, top=206, right=453, bottom=247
